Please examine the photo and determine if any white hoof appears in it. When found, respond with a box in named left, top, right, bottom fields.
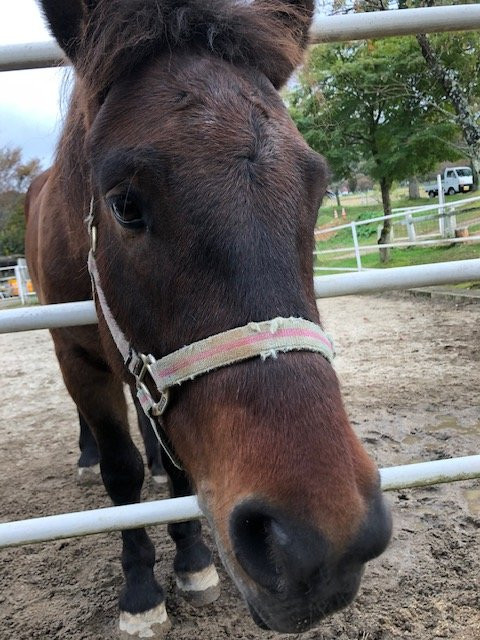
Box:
left=176, top=564, right=221, bottom=607
left=119, top=602, right=171, bottom=639
left=152, top=473, right=168, bottom=485
left=77, top=463, right=101, bottom=485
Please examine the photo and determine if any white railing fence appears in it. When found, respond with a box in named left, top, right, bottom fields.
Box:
left=1, top=5, right=479, bottom=548
left=1, top=455, right=479, bottom=549
left=1, top=259, right=480, bottom=334
left=315, top=196, right=480, bottom=272
left=0, top=259, right=34, bottom=304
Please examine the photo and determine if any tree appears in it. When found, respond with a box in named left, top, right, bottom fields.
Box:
left=0, top=147, right=42, bottom=256
left=0, top=199, right=26, bottom=256
left=414, top=28, right=480, bottom=181
left=290, top=37, right=459, bottom=261
left=354, top=0, right=480, bottom=182
left=0, top=147, right=41, bottom=194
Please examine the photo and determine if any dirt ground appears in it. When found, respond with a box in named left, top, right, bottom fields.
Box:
left=0, top=293, right=478, bottom=640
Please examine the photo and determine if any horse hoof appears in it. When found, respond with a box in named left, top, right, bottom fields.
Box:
left=152, top=473, right=168, bottom=486
left=176, top=564, right=221, bottom=607
left=119, top=602, right=171, bottom=639
left=77, top=463, right=101, bottom=485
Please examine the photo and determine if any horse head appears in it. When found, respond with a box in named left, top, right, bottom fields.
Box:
left=40, top=0, right=391, bottom=632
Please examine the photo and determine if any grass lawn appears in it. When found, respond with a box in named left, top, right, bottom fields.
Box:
left=315, top=243, right=480, bottom=276
left=318, top=190, right=480, bottom=227
left=315, top=190, right=480, bottom=281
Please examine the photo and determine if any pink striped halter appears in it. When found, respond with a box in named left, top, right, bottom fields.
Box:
left=86, top=200, right=335, bottom=467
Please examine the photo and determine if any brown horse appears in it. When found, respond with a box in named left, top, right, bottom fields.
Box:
left=25, top=0, right=391, bottom=636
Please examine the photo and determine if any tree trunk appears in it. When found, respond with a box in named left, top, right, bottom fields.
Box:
left=408, top=177, right=420, bottom=200
left=470, top=157, right=480, bottom=189
left=378, top=177, right=392, bottom=263
left=335, top=187, right=341, bottom=208
left=416, top=33, right=480, bottom=185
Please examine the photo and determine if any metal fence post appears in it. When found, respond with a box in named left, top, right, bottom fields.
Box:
left=437, top=174, right=446, bottom=237
left=350, top=222, right=362, bottom=271
left=448, top=206, right=457, bottom=237
left=405, top=213, right=416, bottom=243
left=14, top=262, right=27, bottom=305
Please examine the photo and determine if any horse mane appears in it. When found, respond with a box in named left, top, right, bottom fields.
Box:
left=77, top=0, right=313, bottom=95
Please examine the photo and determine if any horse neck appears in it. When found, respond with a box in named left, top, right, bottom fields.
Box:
left=54, top=83, right=92, bottom=226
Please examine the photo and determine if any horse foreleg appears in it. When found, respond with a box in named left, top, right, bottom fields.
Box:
left=96, top=421, right=170, bottom=639
left=77, top=409, right=101, bottom=484
left=162, top=452, right=221, bottom=607
left=55, top=341, right=171, bottom=638
left=132, top=394, right=167, bottom=485
left=77, top=393, right=167, bottom=486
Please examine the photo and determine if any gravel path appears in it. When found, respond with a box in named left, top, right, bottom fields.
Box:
left=0, top=293, right=478, bottom=640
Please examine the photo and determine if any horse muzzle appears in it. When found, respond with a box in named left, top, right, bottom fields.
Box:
left=226, top=491, right=392, bottom=633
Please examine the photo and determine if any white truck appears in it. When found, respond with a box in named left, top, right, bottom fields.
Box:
left=424, top=167, right=474, bottom=198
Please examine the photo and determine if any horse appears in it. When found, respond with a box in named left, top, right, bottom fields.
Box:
left=26, top=171, right=167, bottom=485
left=77, top=394, right=167, bottom=483
left=25, top=1, right=392, bottom=637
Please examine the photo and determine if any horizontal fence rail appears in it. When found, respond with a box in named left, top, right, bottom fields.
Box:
left=1, top=260, right=479, bottom=333
left=316, top=195, right=480, bottom=236
left=0, top=300, right=97, bottom=333
left=1, top=6, right=480, bottom=72
left=1, top=456, right=479, bottom=549
left=315, top=235, right=480, bottom=256
left=311, top=5, right=480, bottom=43
left=313, top=259, right=480, bottom=297
left=314, top=194, right=480, bottom=272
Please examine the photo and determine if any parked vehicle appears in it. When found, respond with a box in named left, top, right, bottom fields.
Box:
left=424, top=167, right=474, bottom=197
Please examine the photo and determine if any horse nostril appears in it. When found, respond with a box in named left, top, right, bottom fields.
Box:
left=230, top=499, right=329, bottom=595
left=230, top=502, right=282, bottom=592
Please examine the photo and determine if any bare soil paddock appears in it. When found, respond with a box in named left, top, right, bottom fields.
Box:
left=0, top=294, right=479, bottom=640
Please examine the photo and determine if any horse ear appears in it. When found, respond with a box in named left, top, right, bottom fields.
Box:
left=274, top=0, right=315, bottom=47
left=39, top=1, right=99, bottom=62
left=253, top=0, right=315, bottom=88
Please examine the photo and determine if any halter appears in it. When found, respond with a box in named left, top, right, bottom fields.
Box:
left=86, top=198, right=335, bottom=469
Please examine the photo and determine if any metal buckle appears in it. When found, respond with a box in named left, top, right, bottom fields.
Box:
left=151, top=390, right=169, bottom=416
left=135, top=353, right=169, bottom=417
left=86, top=197, right=97, bottom=254
left=136, top=353, right=155, bottom=383
left=90, top=225, right=97, bottom=254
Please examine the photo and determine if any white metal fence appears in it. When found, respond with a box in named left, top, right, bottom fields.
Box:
left=1, top=5, right=480, bottom=548
left=0, top=259, right=34, bottom=304
left=1, top=455, right=480, bottom=548
left=315, top=196, right=480, bottom=272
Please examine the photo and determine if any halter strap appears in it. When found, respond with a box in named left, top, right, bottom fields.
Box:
left=86, top=198, right=335, bottom=469
left=148, top=317, right=334, bottom=392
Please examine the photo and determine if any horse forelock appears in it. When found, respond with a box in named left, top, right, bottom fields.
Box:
left=76, top=0, right=312, bottom=100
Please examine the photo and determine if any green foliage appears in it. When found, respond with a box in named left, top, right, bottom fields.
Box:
left=0, top=197, right=26, bottom=255
left=334, top=1, right=480, bottom=176
left=0, top=147, right=41, bottom=194
left=354, top=211, right=378, bottom=238
left=0, top=147, right=41, bottom=257
left=289, top=37, right=461, bottom=188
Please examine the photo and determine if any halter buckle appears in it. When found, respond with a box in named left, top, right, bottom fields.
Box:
left=151, top=390, right=169, bottom=416
left=90, top=224, right=97, bottom=254
left=86, top=197, right=97, bottom=254
left=134, top=353, right=169, bottom=417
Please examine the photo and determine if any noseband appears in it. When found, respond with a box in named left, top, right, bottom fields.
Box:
left=86, top=199, right=335, bottom=468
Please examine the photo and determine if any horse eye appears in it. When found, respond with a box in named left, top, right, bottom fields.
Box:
left=106, top=191, right=145, bottom=229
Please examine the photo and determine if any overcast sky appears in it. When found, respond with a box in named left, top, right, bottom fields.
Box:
left=0, top=1, right=68, bottom=167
